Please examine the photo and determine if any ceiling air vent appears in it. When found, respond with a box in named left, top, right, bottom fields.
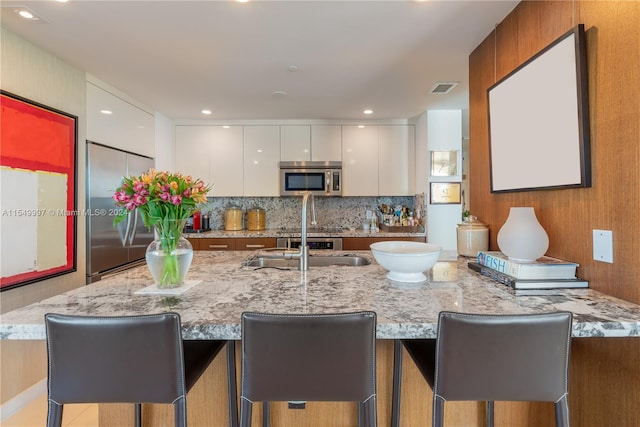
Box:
left=430, top=82, right=458, bottom=94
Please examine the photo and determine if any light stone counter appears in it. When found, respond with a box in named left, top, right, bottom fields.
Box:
left=183, top=228, right=425, bottom=239
left=2, top=251, right=640, bottom=340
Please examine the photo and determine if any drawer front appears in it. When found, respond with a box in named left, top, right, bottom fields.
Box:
left=236, top=238, right=277, bottom=251
left=199, top=238, right=236, bottom=251
left=343, top=236, right=426, bottom=251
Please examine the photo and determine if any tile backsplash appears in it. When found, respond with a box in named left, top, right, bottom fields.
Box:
left=203, top=194, right=426, bottom=231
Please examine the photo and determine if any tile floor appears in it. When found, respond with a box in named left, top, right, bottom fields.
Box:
left=1, top=393, right=98, bottom=427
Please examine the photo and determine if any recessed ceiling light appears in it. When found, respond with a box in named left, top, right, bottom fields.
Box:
left=272, top=91, right=287, bottom=97
left=358, top=125, right=365, bottom=129
left=12, top=6, right=47, bottom=21
left=222, top=125, right=230, bottom=129
left=237, top=0, right=250, bottom=3
left=287, top=65, right=299, bottom=72
left=201, top=109, right=212, bottom=115
left=363, top=109, right=373, bottom=115
left=100, top=110, right=113, bottom=115
left=16, top=9, right=36, bottom=20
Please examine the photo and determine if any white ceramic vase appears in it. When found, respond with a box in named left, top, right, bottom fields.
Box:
left=497, top=207, right=549, bottom=262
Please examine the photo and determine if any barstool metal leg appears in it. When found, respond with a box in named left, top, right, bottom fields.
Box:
left=486, top=401, right=494, bottom=427
left=227, top=341, right=239, bottom=427
left=263, top=402, right=270, bottom=427
left=46, top=401, right=63, bottom=427
left=391, top=339, right=402, bottom=427
left=135, top=403, right=142, bottom=427
left=432, top=395, right=445, bottom=427
left=555, top=396, right=570, bottom=427
left=239, top=398, right=252, bottom=427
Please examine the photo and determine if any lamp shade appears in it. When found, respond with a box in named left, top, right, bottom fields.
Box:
left=497, top=207, right=549, bottom=262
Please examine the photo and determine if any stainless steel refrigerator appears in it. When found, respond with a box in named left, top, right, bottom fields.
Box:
left=86, top=141, right=154, bottom=283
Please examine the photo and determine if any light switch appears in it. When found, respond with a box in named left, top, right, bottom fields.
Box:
left=593, top=230, right=613, bottom=263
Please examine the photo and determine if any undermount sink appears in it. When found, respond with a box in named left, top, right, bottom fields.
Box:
left=243, top=254, right=370, bottom=269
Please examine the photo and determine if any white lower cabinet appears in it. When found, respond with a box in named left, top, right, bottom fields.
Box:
left=243, top=126, right=280, bottom=196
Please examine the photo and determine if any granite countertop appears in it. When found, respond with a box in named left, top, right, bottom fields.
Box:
left=2, top=251, right=640, bottom=340
left=183, top=228, right=425, bottom=238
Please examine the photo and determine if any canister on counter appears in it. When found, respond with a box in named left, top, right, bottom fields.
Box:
left=456, top=216, right=489, bottom=257
left=224, top=206, right=243, bottom=231
left=246, top=207, right=266, bottom=231
left=201, top=213, right=210, bottom=230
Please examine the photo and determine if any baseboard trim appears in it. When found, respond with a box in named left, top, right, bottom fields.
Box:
left=0, top=378, right=46, bottom=422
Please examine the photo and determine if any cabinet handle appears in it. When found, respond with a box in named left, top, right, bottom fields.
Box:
left=245, top=244, right=266, bottom=248
left=208, top=244, right=229, bottom=249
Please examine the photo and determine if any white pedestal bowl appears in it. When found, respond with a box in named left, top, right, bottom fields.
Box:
left=370, top=241, right=442, bottom=283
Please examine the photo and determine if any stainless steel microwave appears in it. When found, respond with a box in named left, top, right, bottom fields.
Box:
left=279, top=161, right=342, bottom=196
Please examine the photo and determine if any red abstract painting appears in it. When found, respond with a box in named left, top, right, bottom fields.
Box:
left=1, top=91, right=77, bottom=290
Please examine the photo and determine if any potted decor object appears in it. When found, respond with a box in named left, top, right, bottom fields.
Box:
left=497, top=207, right=549, bottom=262
left=113, top=169, right=210, bottom=288
left=457, top=215, right=489, bottom=257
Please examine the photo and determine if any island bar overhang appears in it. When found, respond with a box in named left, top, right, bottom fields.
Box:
left=2, top=251, right=640, bottom=426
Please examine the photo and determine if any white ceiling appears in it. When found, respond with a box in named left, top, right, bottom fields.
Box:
left=0, top=0, right=518, bottom=121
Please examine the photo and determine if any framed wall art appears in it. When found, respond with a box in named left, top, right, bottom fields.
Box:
left=430, top=150, right=459, bottom=177
left=0, top=90, right=78, bottom=291
left=488, top=24, right=591, bottom=192
left=430, top=182, right=461, bottom=204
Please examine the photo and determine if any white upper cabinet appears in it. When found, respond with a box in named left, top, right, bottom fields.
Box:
left=342, top=125, right=379, bottom=196
left=86, top=82, right=154, bottom=157
left=210, top=126, right=244, bottom=197
left=311, top=125, right=342, bottom=162
left=175, top=123, right=413, bottom=197
left=280, top=125, right=311, bottom=161
left=175, top=126, right=244, bottom=197
left=174, top=126, right=211, bottom=185
left=243, top=126, right=280, bottom=196
left=378, top=125, right=415, bottom=196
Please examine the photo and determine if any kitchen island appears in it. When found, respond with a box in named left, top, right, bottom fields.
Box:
left=3, top=250, right=639, bottom=340
left=2, top=250, right=640, bottom=426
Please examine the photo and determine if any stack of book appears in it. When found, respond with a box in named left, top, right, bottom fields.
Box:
left=469, top=251, right=588, bottom=290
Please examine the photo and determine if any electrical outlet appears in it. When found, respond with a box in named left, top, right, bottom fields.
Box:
left=593, top=230, right=613, bottom=263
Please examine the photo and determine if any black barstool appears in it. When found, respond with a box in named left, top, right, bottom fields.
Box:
left=239, top=311, right=378, bottom=427
left=45, top=312, right=238, bottom=427
left=393, top=311, right=573, bottom=427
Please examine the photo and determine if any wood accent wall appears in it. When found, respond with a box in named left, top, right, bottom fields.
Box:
left=469, top=1, right=640, bottom=425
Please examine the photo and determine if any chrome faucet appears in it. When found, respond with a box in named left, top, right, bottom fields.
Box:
left=250, top=191, right=316, bottom=270
left=299, top=191, right=317, bottom=271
